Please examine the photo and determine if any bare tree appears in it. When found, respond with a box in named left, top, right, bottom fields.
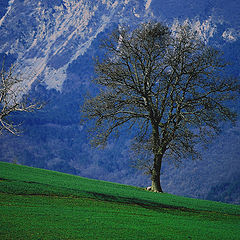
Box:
left=0, top=62, right=42, bottom=135
left=81, top=22, right=240, bottom=192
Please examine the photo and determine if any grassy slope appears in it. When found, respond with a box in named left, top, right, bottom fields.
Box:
left=0, top=161, right=239, bottom=240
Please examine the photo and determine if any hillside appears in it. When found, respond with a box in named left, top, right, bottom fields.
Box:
left=0, top=161, right=240, bottom=240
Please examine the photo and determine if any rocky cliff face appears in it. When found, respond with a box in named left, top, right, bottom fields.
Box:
left=0, top=0, right=239, bottom=204
left=0, top=0, right=151, bottom=91
left=1, top=0, right=239, bottom=90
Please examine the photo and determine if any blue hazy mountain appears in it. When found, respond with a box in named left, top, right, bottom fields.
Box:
left=0, top=0, right=239, bottom=204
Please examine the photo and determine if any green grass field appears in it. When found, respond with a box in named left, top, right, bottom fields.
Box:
left=0, top=161, right=240, bottom=239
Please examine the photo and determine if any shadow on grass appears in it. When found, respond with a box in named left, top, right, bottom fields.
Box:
left=84, top=190, right=198, bottom=214
left=1, top=178, right=239, bottom=217
left=0, top=178, right=194, bottom=214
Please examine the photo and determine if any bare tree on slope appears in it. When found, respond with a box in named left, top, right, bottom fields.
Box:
left=81, top=22, right=240, bottom=192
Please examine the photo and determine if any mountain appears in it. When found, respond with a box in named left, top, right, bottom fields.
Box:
left=0, top=0, right=239, bottom=204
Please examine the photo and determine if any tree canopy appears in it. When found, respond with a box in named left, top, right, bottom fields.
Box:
left=0, top=62, right=42, bottom=135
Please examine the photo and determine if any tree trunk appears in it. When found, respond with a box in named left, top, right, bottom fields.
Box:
left=150, top=120, right=164, bottom=192
left=151, top=154, right=163, bottom=192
